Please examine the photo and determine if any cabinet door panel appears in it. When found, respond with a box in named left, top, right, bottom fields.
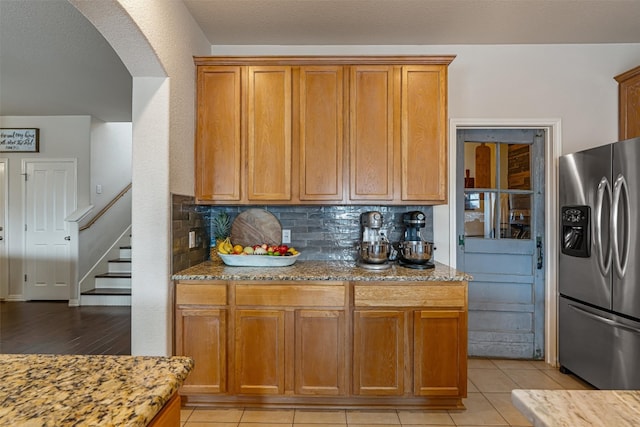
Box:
left=353, top=310, right=405, bottom=395
left=295, top=310, right=345, bottom=395
left=176, top=308, right=226, bottom=394
left=615, top=66, right=640, bottom=140
left=401, top=65, right=447, bottom=202
left=299, top=66, right=345, bottom=201
left=196, top=66, right=242, bottom=201
left=350, top=66, right=395, bottom=201
left=414, top=310, right=467, bottom=397
left=247, top=66, right=292, bottom=201
left=235, top=309, right=285, bottom=394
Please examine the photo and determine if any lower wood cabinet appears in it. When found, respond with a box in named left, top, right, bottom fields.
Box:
left=235, top=309, right=285, bottom=395
left=175, top=280, right=467, bottom=409
left=295, top=309, right=346, bottom=395
left=414, top=309, right=467, bottom=397
left=175, top=282, right=227, bottom=395
left=353, top=310, right=406, bottom=396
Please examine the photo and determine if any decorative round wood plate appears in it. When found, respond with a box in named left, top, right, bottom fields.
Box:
left=230, top=208, right=282, bottom=248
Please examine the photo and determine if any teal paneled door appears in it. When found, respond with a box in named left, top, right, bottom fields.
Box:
left=456, top=129, right=545, bottom=359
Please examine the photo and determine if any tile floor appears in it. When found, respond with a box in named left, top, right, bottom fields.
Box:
left=180, top=358, right=593, bottom=427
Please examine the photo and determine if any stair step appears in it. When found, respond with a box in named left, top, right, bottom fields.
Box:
left=95, top=272, right=131, bottom=279
left=119, top=246, right=132, bottom=258
left=81, top=288, right=131, bottom=296
left=80, top=292, right=131, bottom=306
left=108, top=258, right=131, bottom=273
left=95, top=273, right=131, bottom=289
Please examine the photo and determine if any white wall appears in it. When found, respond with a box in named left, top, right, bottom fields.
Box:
left=0, top=115, right=91, bottom=299
left=116, top=1, right=210, bottom=356
left=90, top=120, right=132, bottom=210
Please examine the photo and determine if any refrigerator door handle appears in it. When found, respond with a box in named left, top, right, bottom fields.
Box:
left=595, top=176, right=612, bottom=275
left=612, top=174, right=630, bottom=278
left=568, top=303, right=640, bottom=335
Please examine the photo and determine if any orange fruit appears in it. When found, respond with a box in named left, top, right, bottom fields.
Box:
left=233, top=244, right=244, bottom=254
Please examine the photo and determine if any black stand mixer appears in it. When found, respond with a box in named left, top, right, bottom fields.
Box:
left=396, top=211, right=435, bottom=269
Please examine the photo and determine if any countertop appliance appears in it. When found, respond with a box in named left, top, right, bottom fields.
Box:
left=559, top=136, right=640, bottom=389
left=356, top=211, right=391, bottom=270
left=396, top=211, right=434, bottom=269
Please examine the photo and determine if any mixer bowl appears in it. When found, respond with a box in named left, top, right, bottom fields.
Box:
left=398, top=241, right=433, bottom=264
left=358, top=242, right=390, bottom=264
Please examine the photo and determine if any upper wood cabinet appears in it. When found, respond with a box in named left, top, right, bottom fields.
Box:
left=194, top=56, right=454, bottom=205
left=402, top=65, right=448, bottom=202
left=195, top=66, right=242, bottom=202
left=349, top=66, right=396, bottom=201
left=615, top=65, right=640, bottom=140
left=247, top=66, right=293, bottom=201
left=298, top=66, right=346, bottom=202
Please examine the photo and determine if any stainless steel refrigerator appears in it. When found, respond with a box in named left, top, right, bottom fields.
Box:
left=559, top=136, right=640, bottom=390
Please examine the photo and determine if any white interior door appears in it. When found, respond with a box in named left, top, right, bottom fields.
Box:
left=0, top=159, right=7, bottom=299
left=23, top=159, right=77, bottom=300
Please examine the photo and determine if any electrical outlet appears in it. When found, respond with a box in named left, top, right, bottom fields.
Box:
left=282, top=229, right=291, bottom=244
left=188, top=231, right=196, bottom=248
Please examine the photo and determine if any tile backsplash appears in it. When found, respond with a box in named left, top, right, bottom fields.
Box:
left=172, top=194, right=433, bottom=268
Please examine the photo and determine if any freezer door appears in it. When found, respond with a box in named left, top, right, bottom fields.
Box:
left=612, top=137, right=640, bottom=319
left=559, top=297, right=640, bottom=389
left=559, top=144, right=611, bottom=308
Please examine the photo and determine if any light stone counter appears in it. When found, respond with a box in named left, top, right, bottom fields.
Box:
left=172, top=259, right=471, bottom=282
left=0, top=354, right=193, bottom=426
left=512, top=389, right=640, bottom=427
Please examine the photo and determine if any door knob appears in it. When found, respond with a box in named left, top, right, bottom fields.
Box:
left=64, top=236, right=71, bottom=241
left=0, top=236, right=3, bottom=241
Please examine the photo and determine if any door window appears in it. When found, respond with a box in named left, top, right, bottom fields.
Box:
left=463, top=142, right=533, bottom=239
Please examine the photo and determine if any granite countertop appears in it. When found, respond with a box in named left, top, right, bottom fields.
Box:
left=512, top=389, right=640, bottom=427
left=0, top=354, right=193, bottom=426
left=172, top=259, right=471, bottom=282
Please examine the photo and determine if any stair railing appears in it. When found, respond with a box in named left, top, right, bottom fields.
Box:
left=80, top=183, right=132, bottom=231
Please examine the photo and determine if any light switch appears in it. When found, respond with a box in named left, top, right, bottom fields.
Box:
left=188, top=231, right=196, bottom=248
left=96, top=184, right=102, bottom=194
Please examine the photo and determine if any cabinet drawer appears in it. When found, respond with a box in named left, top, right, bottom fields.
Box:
left=176, top=282, right=227, bottom=306
left=236, top=282, right=346, bottom=307
left=354, top=282, right=466, bottom=308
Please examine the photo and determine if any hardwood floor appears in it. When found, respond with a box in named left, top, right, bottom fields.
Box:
left=0, top=301, right=131, bottom=355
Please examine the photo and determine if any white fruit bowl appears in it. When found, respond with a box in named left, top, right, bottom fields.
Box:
left=219, top=253, right=300, bottom=267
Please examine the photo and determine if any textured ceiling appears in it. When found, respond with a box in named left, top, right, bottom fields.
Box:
left=0, top=0, right=132, bottom=122
left=1, top=0, right=640, bottom=122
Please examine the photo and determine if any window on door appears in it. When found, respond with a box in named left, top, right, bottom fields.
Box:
left=463, top=141, right=532, bottom=240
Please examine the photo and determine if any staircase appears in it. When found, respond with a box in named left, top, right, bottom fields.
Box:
left=80, top=245, right=131, bottom=306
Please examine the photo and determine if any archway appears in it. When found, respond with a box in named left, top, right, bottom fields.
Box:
left=70, top=0, right=171, bottom=355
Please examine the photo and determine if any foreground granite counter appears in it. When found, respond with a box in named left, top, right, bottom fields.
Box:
left=172, top=259, right=471, bottom=282
left=0, top=354, right=194, bottom=426
left=512, top=389, right=640, bottom=427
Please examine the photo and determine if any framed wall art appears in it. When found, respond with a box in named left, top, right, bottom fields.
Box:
left=0, top=128, right=40, bottom=152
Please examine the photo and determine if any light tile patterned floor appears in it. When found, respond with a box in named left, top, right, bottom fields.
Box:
left=180, top=358, right=593, bottom=427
